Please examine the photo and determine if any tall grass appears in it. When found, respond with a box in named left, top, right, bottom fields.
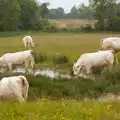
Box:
left=0, top=101, right=120, bottom=120
left=2, top=65, right=120, bottom=101
left=0, top=32, right=120, bottom=68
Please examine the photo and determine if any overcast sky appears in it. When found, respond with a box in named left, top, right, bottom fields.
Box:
left=40, top=0, right=89, bottom=13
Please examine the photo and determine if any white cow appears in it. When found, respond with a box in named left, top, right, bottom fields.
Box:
left=0, top=50, right=35, bottom=74
left=73, top=50, right=118, bottom=80
left=0, top=75, right=29, bottom=103
left=23, top=36, right=35, bottom=49
left=100, top=37, right=120, bottom=52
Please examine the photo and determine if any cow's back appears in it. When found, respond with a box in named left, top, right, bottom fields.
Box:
left=0, top=77, right=23, bottom=101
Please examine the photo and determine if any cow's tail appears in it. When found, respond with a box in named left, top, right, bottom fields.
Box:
left=30, top=50, right=35, bottom=70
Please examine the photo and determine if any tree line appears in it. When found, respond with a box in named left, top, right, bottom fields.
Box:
left=48, top=0, right=120, bottom=31
left=0, top=0, right=51, bottom=31
left=48, top=3, right=94, bottom=19
left=0, top=0, right=120, bottom=31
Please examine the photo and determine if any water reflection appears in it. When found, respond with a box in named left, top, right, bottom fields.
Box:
left=12, top=67, right=73, bottom=80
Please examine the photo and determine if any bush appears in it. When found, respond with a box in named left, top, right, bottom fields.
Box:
left=81, top=24, right=92, bottom=31
left=105, top=84, right=120, bottom=93
left=40, top=18, right=57, bottom=32
left=101, top=65, right=120, bottom=85
left=52, top=54, right=69, bottom=65
left=105, top=16, right=120, bottom=31
left=34, top=52, right=47, bottom=63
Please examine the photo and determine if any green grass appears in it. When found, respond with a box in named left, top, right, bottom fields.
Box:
left=1, top=67, right=120, bottom=101
left=0, top=100, right=120, bottom=120
left=1, top=32, right=120, bottom=118
left=0, top=31, right=120, bottom=69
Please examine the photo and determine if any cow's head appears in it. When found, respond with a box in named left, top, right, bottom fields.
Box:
left=73, top=62, right=81, bottom=76
left=31, top=42, right=35, bottom=48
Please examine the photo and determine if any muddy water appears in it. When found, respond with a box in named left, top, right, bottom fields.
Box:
left=12, top=67, right=74, bottom=80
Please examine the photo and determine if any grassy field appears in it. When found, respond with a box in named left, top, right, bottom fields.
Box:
left=0, top=100, right=120, bottom=120
left=1, top=31, right=120, bottom=118
left=0, top=31, right=120, bottom=68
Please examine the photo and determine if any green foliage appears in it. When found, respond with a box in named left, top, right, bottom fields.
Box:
left=52, top=54, right=69, bottom=65
left=89, top=0, right=116, bottom=29
left=0, top=0, right=21, bottom=31
left=34, top=52, right=47, bottom=63
left=106, top=16, right=120, bottom=31
left=39, top=3, right=49, bottom=18
left=48, top=4, right=94, bottom=19
left=48, top=7, right=65, bottom=19
left=2, top=65, right=120, bottom=101
left=77, top=3, right=94, bottom=19
left=19, top=0, right=40, bottom=30
left=40, top=18, right=57, bottom=32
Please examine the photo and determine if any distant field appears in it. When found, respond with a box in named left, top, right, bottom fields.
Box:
left=49, top=19, right=97, bottom=29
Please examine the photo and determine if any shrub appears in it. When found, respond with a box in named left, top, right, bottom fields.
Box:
left=34, top=52, right=47, bottom=63
left=81, top=24, right=92, bottom=31
left=105, top=84, right=120, bottom=93
left=40, top=18, right=57, bottom=32
left=101, top=65, right=120, bottom=85
left=52, top=54, right=69, bottom=65
left=105, top=16, right=120, bottom=31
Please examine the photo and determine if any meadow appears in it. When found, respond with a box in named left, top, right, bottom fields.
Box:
left=0, top=31, right=120, bottom=68
left=1, top=31, right=120, bottom=119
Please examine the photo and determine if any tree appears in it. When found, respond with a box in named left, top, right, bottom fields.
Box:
left=56, top=7, right=65, bottom=18
left=18, top=0, right=40, bottom=30
left=39, top=3, right=49, bottom=18
left=89, top=0, right=116, bottom=29
left=70, top=6, right=79, bottom=19
left=0, top=0, right=21, bottom=31
left=78, top=3, right=94, bottom=19
left=48, top=7, right=65, bottom=19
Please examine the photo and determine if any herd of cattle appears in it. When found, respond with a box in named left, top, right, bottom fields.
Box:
left=0, top=36, right=35, bottom=103
left=0, top=36, right=120, bottom=102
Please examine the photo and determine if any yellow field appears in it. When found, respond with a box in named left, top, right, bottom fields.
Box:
left=49, top=19, right=97, bottom=29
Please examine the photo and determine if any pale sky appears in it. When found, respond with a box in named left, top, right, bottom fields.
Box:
left=40, top=0, right=89, bottom=13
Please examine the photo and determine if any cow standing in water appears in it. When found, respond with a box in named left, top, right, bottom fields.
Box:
left=73, top=50, right=118, bottom=80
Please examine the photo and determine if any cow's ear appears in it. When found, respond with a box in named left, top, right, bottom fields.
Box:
left=19, top=76, right=25, bottom=87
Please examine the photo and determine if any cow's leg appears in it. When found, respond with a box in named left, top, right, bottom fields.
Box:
left=115, top=52, right=119, bottom=65
left=86, top=66, right=94, bottom=80
left=106, top=61, right=113, bottom=72
left=24, top=42, right=27, bottom=49
left=17, top=96, right=25, bottom=103
left=30, top=59, right=35, bottom=75
left=25, top=61, right=29, bottom=74
left=8, top=63, right=12, bottom=73
left=28, top=43, right=31, bottom=49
